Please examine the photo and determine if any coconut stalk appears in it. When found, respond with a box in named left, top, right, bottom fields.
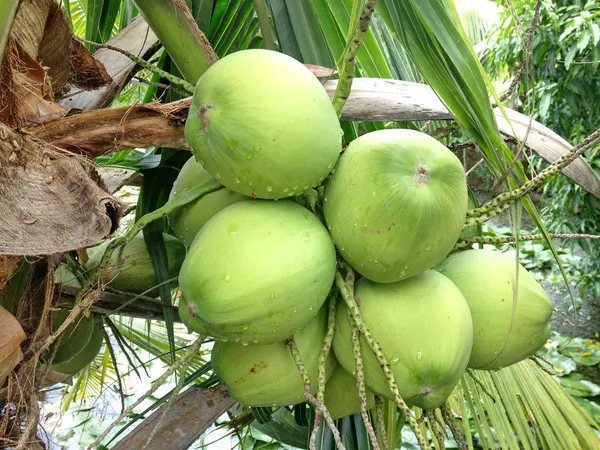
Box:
left=132, top=0, right=217, bottom=84
left=0, top=0, right=18, bottom=68
left=348, top=310, right=380, bottom=450
left=454, top=233, right=600, bottom=250
left=310, top=295, right=338, bottom=448
left=465, top=126, right=600, bottom=226
left=334, top=262, right=428, bottom=450
left=332, top=0, right=378, bottom=116
left=286, top=336, right=346, bottom=450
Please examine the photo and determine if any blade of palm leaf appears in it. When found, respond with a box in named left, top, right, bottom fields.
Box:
left=239, top=18, right=259, bottom=50
left=190, top=0, right=214, bottom=32
left=85, top=0, right=105, bottom=45
left=208, top=0, right=230, bottom=37
left=284, top=0, right=335, bottom=66
left=104, top=316, right=147, bottom=378
left=479, top=371, right=520, bottom=448
left=490, top=369, right=537, bottom=449
left=210, top=0, right=244, bottom=47
left=508, top=363, right=565, bottom=449
left=267, top=0, right=303, bottom=58
left=119, top=0, right=139, bottom=28
left=102, top=324, right=126, bottom=413
left=461, top=377, right=494, bottom=450
left=100, top=0, right=122, bottom=42
left=215, top=1, right=255, bottom=56
left=522, top=361, right=600, bottom=447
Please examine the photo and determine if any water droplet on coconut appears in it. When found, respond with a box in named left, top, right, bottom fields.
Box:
left=253, top=145, right=261, bottom=152
left=275, top=381, right=280, bottom=386
left=478, top=330, right=484, bottom=337
left=494, top=351, right=499, bottom=355
left=270, top=292, right=275, bottom=299
left=353, top=221, right=358, bottom=227
left=293, top=185, right=299, bottom=191
left=417, top=351, right=423, bottom=361
left=248, top=181, right=253, bottom=186
left=284, top=187, right=289, bottom=193
left=272, top=329, right=277, bottom=333
left=252, top=339, right=259, bottom=344
left=363, top=223, right=367, bottom=228
left=293, top=306, right=298, bottom=313
left=324, top=197, right=328, bottom=202
left=241, top=340, right=249, bottom=346
left=303, top=185, right=309, bottom=190
left=227, top=223, right=238, bottom=234
left=400, top=269, right=407, bottom=276
left=327, top=163, right=333, bottom=169
left=425, top=244, right=432, bottom=251
left=221, top=337, right=228, bottom=342
left=246, top=152, right=254, bottom=160
left=215, top=173, right=222, bottom=179
left=340, top=246, right=345, bottom=251
left=242, top=324, right=249, bottom=331
left=390, top=356, right=400, bottom=365
left=404, top=265, right=409, bottom=270
left=235, top=337, right=240, bottom=342
left=266, top=185, right=273, bottom=192
left=234, top=177, right=241, bottom=184
left=185, top=227, right=189, bottom=232
left=223, top=274, right=231, bottom=281
left=301, top=231, right=310, bottom=242
left=309, top=306, right=314, bottom=311
left=374, top=259, right=378, bottom=264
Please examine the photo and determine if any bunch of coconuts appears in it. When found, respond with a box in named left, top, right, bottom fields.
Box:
left=172, top=49, right=553, bottom=416
left=53, top=49, right=552, bottom=415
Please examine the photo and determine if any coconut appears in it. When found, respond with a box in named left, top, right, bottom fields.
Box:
left=168, top=156, right=246, bottom=246
left=436, top=249, right=553, bottom=370
left=52, top=319, right=104, bottom=375
left=86, top=233, right=186, bottom=295
left=332, top=270, right=473, bottom=410
left=212, top=306, right=336, bottom=406
left=54, top=264, right=82, bottom=288
left=179, top=200, right=336, bottom=344
left=184, top=49, right=342, bottom=200
left=178, top=295, right=208, bottom=335
left=49, top=310, right=96, bottom=365
left=323, top=129, right=467, bottom=283
left=324, top=365, right=375, bottom=420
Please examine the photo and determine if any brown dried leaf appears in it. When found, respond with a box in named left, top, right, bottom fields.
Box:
left=0, top=306, right=26, bottom=386
left=68, top=39, right=112, bottom=91
left=0, top=256, right=21, bottom=291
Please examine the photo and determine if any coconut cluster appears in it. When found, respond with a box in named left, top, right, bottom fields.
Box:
left=92, top=49, right=550, bottom=417
left=174, top=49, right=554, bottom=415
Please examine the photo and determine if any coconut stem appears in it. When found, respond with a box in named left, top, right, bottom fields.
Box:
left=334, top=264, right=428, bottom=450
left=331, top=0, right=379, bottom=117
left=311, top=296, right=339, bottom=448
left=464, top=126, right=600, bottom=226
left=87, top=335, right=205, bottom=450
left=374, top=396, right=389, bottom=450
left=348, top=310, right=380, bottom=450
left=454, top=233, right=600, bottom=249
left=440, top=403, right=467, bottom=450
left=286, top=337, right=346, bottom=450
left=425, top=409, right=445, bottom=450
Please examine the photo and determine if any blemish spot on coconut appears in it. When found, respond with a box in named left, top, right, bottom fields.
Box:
left=411, top=165, right=430, bottom=187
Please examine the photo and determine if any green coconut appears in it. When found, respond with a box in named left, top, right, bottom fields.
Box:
left=178, top=295, right=208, bottom=335
left=184, top=49, right=342, bottom=200
left=324, top=365, right=376, bottom=420
left=52, top=320, right=104, bottom=375
left=168, top=156, right=247, bottom=246
left=212, top=307, right=336, bottom=406
left=50, top=310, right=96, bottom=365
left=332, top=270, right=473, bottom=410
left=54, top=264, right=82, bottom=288
left=436, top=249, right=553, bottom=370
left=179, top=200, right=336, bottom=344
left=323, top=129, right=468, bottom=283
left=86, top=233, right=186, bottom=295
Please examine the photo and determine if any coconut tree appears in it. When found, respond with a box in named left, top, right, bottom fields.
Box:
left=0, top=1, right=599, bottom=449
